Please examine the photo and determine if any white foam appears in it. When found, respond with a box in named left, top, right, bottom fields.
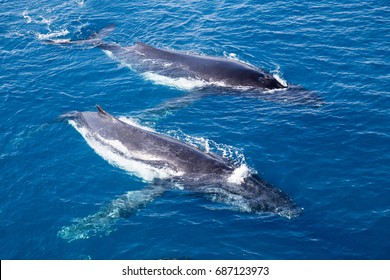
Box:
left=223, top=51, right=239, bottom=61
left=102, top=49, right=116, bottom=60
left=273, top=73, right=288, bottom=87
left=36, top=29, right=69, bottom=40
left=180, top=134, right=212, bottom=153
left=143, top=72, right=206, bottom=90
left=167, top=129, right=246, bottom=167
left=46, top=38, right=71, bottom=44
left=69, top=120, right=183, bottom=181
left=227, top=164, right=251, bottom=184
left=39, top=16, right=52, bottom=26
left=96, top=136, right=129, bottom=155
left=142, top=69, right=288, bottom=92
left=22, top=10, right=32, bottom=23
left=271, top=66, right=289, bottom=87
left=74, top=0, right=85, bottom=6
left=222, top=51, right=259, bottom=68
left=23, top=10, right=53, bottom=27
left=118, top=116, right=155, bottom=132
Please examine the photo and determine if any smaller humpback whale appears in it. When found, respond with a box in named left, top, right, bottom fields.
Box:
left=45, top=24, right=287, bottom=90
left=45, top=24, right=322, bottom=106
left=58, top=106, right=301, bottom=241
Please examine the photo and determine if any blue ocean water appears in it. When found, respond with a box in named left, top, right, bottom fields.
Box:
left=1, top=0, right=389, bottom=259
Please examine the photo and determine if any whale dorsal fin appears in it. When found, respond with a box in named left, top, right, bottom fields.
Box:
left=135, top=42, right=159, bottom=52
left=87, top=24, right=116, bottom=41
left=96, top=105, right=108, bottom=115
left=135, top=42, right=151, bottom=48
left=96, top=105, right=120, bottom=122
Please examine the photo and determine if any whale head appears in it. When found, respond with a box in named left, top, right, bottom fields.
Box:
left=199, top=173, right=302, bottom=219
left=241, top=174, right=302, bottom=219
left=234, top=69, right=288, bottom=90
left=255, top=74, right=288, bottom=90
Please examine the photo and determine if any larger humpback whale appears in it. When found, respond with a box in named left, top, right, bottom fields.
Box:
left=46, top=24, right=288, bottom=90
left=58, top=106, right=301, bottom=241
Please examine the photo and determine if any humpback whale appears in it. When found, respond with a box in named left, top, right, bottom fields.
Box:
left=58, top=106, right=301, bottom=241
left=46, top=24, right=322, bottom=106
left=46, top=24, right=287, bottom=90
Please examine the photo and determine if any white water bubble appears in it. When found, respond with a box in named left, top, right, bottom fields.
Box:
left=271, top=66, right=288, bottom=87
left=36, top=29, right=69, bottom=40
left=143, top=72, right=206, bottom=90
left=227, top=164, right=251, bottom=184
left=22, top=10, right=32, bottom=23
left=118, top=116, right=155, bottom=132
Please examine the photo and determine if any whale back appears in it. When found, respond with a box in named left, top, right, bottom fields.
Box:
left=133, top=43, right=286, bottom=89
left=72, top=106, right=233, bottom=177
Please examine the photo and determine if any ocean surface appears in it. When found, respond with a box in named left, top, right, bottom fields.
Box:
left=1, top=0, right=389, bottom=260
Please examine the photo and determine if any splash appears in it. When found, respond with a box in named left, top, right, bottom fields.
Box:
left=22, top=1, right=86, bottom=42
left=142, top=72, right=207, bottom=90
left=166, top=129, right=246, bottom=167
left=22, top=10, right=53, bottom=28
left=117, top=116, right=155, bottom=132
left=73, top=0, right=85, bottom=6
left=36, top=29, right=70, bottom=40
left=223, top=51, right=241, bottom=62
left=271, top=66, right=288, bottom=87
left=22, top=10, right=33, bottom=23
left=227, top=164, right=251, bottom=184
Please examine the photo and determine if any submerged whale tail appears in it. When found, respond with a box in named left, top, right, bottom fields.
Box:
left=43, top=24, right=116, bottom=46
